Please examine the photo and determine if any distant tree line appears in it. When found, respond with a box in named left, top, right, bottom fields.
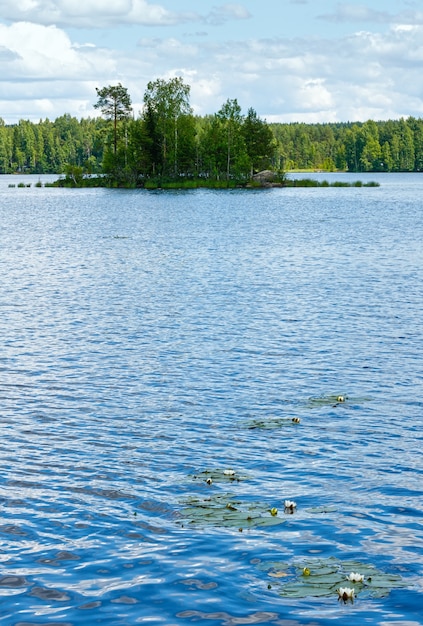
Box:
left=0, top=115, right=105, bottom=176
left=272, top=118, right=423, bottom=172
left=2, top=78, right=423, bottom=184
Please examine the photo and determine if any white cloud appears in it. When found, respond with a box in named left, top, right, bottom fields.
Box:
left=137, top=37, right=199, bottom=61
left=2, top=10, right=423, bottom=124
left=0, top=21, right=133, bottom=121
left=0, top=0, right=198, bottom=27
left=0, top=22, right=83, bottom=77
left=319, top=3, right=392, bottom=24
left=0, top=1, right=252, bottom=29
left=58, top=0, right=132, bottom=18
left=319, top=3, right=423, bottom=27
left=205, top=3, right=251, bottom=25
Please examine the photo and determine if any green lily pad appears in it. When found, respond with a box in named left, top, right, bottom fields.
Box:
left=178, top=493, right=286, bottom=530
left=245, top=417, right=301, bottom=430
left=307, top=395, right=349, bottom=407
left=191, top=469, right=248, bottom=484
left=259, top=557, right=406, bottom=599
left=306, top=395, right=373, bottom=408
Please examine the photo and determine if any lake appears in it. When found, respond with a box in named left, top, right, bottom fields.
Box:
left=0, top=173, right=422, bottom=625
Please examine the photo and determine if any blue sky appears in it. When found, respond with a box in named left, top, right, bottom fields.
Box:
left=1, top=0, right=423, bottom=124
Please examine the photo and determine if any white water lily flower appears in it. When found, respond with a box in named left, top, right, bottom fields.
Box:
left=347, top=572, right=364, bottom=583
left=284, top=500, right=297, bottom=511
left=337, top=587, right=355, bottom=602
left=223, top=469, right=235, bottom=476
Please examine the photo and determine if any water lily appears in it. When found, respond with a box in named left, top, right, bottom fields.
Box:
left=292, top=417, right=301, bottom=423
left=347, top=572, right=364, bottom=583
left=302, top=567, right=310, bottom=576
left=284, top=500, right=297, bottom=512
left=270, top=507, right=278, bottom=516
left=223, top=469, right=235, bottom=476
left=337, top=587, right=355, bottom=603
left=337, top=395, right=345, bottom=402
left=206, top=477, right=213, bottom=485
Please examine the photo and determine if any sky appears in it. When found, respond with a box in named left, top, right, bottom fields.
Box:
left=1, top=0, right=423, bottom=124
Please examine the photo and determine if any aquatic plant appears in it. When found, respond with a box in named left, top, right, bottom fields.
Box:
left=337, top=587, right=355, bottom=603
left=191, top=468, right=248, bottom=484
left=307, top=394, right=349, bottom=407
left=259, top=557, right=405, bottom=599
left=178, top=493, right=286, bottom=529
left=246, top=416, right=301, bottom=430
left=284, top=500, right=297, bottom=513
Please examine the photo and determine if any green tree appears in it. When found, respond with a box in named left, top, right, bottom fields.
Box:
left=344, top=125, right=366, bottom=171
left=94, top=83, right=132, bottom=156
left=359, top=121, right=382, bottom=171
left=143, top=77, right=194, bottom=176
left=408, top=116, right=423, bottom=171
left=242, top=108, right=275, bottom=174
left=381, top=141, right=393, bottom=171
left=390, top=132, right=401, bottom=171
left=41, top=119, right=61, bottom=172
left=216, top=98, right=246, bottom=180
left=398, top=118, right=415, bottom=171
left=0, top=119, right=10, bottom=173
left=199, top=115, right=227, bottom=179
left=334, top=144, right=347, bottom=170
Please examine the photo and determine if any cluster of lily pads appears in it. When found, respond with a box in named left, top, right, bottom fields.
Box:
left=177, top=394, right=405, bottom=604
left=261, top=557, right=406, bottom=601
left=180, top=468, right=298, bottom=530
left=245, top=394, right=350, bottom=431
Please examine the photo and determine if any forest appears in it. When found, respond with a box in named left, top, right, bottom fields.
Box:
left=1, top=77, right=423, bottom=186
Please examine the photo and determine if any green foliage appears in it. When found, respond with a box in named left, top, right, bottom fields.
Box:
left=0, top=115, right=104, bottom=174
left=142, top=77, right=195, bottom=177
left=242, top=108, right=277, bottom=174
left=178, top=492, right=286, bottom=529
left=259, top=557, right=406, bottom=599
left=94, top=83, right=132, bottom=157
left=5, top=80, right=423, bottom=183
left=270, top=117, right=423, bottom=172
left=216, top=98, right=247, bottom=180
left=283, top=178, right=379, bottom=188
left=64, top=164, right=85, bottom=186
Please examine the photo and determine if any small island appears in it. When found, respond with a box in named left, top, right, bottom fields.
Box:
left=50, top=79, right=379, bottom=189
left=4, top=76, right=405, bottom=190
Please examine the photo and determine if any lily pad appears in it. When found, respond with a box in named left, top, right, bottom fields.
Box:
left=306, top=395, right=373, bottom=408
left=245, top=417, right=301, bottom=430
left=178, top=493, right=286, bottom=529
left=306, top=395, right=349, bottom=408
left=259, top=557, right=406, bottom=599
left=191, top=469, right=248, bottom=484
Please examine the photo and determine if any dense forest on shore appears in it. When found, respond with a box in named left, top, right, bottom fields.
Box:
left=1, top=78, right=422, bottom=185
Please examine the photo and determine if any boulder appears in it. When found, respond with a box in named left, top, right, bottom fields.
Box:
left=252, top=170, right=276, bottom=183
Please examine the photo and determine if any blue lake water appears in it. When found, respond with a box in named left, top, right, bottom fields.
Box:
left=0, top=173, right=422, bottom=625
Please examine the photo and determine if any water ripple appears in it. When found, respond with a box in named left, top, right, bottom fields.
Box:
left=0, top=176, right=422, bottom=624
